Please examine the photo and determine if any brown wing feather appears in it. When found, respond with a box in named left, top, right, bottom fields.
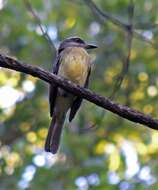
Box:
left=69, top=68, right=91, bottom=122
left=49, top=54, right=61, bottom=116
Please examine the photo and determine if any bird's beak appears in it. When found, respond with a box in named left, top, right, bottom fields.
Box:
left=85, top=44, right=98, bottom=49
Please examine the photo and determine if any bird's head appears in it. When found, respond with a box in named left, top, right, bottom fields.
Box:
left=58, top=37, right=97, bottom=53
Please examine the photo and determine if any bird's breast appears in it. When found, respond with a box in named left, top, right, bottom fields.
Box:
left=59, top=48, right=90, bottom=86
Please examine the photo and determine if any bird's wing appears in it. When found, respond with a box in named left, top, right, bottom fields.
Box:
left=69, top=68, right=91, bottom=122
left=49, top=54, right=61, bottom=117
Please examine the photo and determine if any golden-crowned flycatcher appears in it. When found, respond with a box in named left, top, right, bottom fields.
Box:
left=45, top=37, right=97, bottom=154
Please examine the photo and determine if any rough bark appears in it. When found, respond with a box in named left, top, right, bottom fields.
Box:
left=0, top=53, right=158, bottom=129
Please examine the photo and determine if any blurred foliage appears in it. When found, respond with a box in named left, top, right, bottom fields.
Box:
left=0, top=0, right=158, bottom=189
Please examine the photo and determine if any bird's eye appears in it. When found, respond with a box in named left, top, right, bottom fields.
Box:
left=75, top=38, right=84, bottom=44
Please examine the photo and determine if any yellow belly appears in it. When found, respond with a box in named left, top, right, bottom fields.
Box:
left=58, top=47, right=90, bottom=86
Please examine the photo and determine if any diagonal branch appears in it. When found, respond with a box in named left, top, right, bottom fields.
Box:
left=0, top=53, right=158, bottom=129
left=110, top=0, right=134, bottom=99
left=83, top=0, right=158, bottom=50
left=83, top=0, right=128, bottom=30
left=23, top=0, right=56, bottom=54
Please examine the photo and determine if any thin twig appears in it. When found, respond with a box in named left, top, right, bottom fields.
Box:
left=134, top=22, right=158, bottom=30
left=0, top=53, right=158, bottom=129
left=23, top=0, right=56, bottom=55
left=83, top=0, right=158, bottom=50
left=110, top=0, right=134, bottom=99
left=91, top=0, right=134, bottom=129
left=83, top=0, right=128, bottom=30
left=79, top=123, right=98, bottom=134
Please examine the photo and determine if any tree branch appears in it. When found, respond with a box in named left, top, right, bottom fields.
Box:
left=110, top=0, right=134, bottom=99
left=23, top=0, right=56, bottom=54
left=83, top=0, right=158, bottom=50
left=0, top=53, right=158, bottom=129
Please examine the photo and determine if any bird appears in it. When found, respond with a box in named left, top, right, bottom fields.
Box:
left=45, top=37, right=97, bottom=154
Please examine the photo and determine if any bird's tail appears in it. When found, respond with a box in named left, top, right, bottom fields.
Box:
left=45, top=115, right=65, bottom=154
